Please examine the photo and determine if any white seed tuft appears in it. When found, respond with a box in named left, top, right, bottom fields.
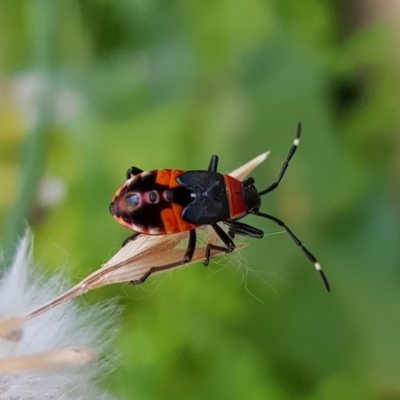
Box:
left=0, top=232, right=119, bottom=400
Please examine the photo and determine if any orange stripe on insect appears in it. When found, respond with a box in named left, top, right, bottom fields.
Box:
left=155, top=169, right=171, bottom=186
left=160, top=207, right=181, bottom=234
left=171, top=202, right=197, bottom=232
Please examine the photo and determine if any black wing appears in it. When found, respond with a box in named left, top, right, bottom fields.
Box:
left=176, top=171, right=230, bottom=225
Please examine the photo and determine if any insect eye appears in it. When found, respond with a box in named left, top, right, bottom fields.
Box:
left=125, top=193, right=140, bottom=211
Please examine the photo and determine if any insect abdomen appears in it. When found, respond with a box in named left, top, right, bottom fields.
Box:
left=156, top=169, right=197, bottom=234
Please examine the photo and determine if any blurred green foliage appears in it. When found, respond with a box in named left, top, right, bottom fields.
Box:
left=1, top=0, right=400, bottom=399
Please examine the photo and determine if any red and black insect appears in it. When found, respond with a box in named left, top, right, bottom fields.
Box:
left=109, top=123, right=330, bottom=291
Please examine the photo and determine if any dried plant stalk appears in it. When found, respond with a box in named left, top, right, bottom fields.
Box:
left=0, top=347, right=95, bottom=374
left=27, top=241, right=245, bottom=319
left=231, top=152, right=269, bottom=181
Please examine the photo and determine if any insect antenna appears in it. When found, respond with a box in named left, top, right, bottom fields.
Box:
left=258, top=122, right=301, bottom=196
left=255, top=212, right=330, bottom=292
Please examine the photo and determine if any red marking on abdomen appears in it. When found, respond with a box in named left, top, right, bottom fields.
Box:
left=160, top=207, right=180, bottom=234
left=224, top=175, right=246, bottom=219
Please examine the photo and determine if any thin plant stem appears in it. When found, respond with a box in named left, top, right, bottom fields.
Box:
left=1, top=0, right=55, bottom=266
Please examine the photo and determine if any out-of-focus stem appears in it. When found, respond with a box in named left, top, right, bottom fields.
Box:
left=1, top=0, right=55, bottom=265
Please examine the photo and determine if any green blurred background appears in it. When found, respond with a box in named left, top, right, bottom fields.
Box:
left=1, top=0, right=400, bottom=399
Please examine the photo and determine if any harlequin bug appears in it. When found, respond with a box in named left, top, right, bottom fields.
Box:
left=109, top=123, right=330, bottom=291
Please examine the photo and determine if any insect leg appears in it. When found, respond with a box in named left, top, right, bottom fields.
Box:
left=256, top=211, right=330, bottom=292
left=208, top=155, right=219, bottom=172
left=129, top=262, right=182, bottom=285
left=184, top=229, right=197, bottom=263
left=126, top=166, right=144, bottom=180
left=122, top=231, right=141, bottom=247
left=242, top=177, right=255, bottom=186
left=225, top=220, right=264, bottom=239
left=258, top=122, right=301, bottom=196
left=204, top=223, right=236, bottom=266
left=130, top=230, right=196, bottom=285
